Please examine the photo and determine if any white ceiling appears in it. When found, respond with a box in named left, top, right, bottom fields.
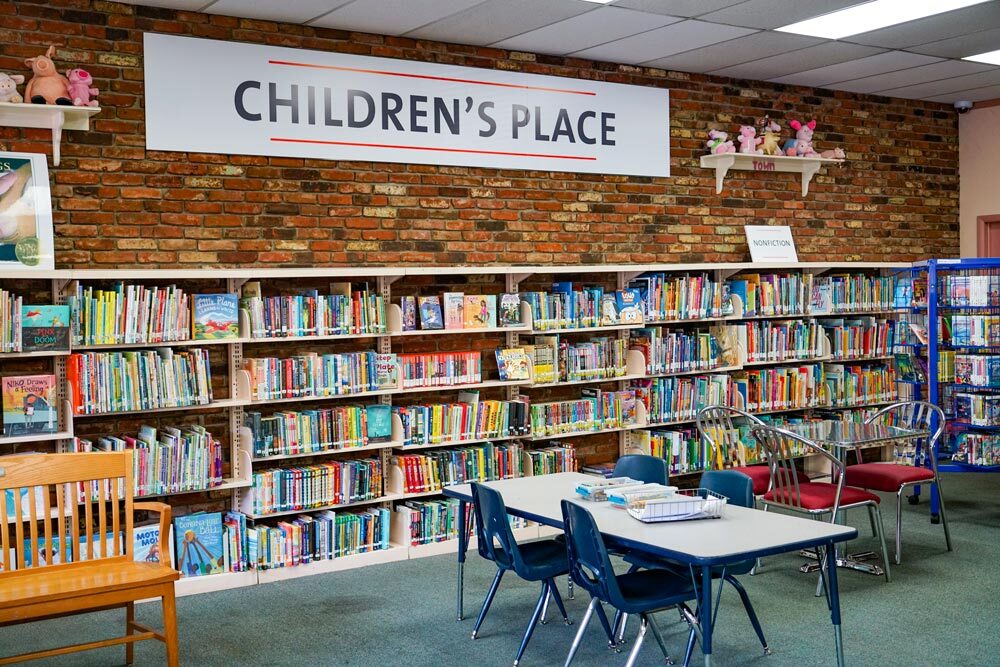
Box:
left=118, top=0, right=1000, bottom=104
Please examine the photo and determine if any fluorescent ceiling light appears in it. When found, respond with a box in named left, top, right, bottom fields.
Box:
left=964, top=49, right=1000, bottom=65
left=776, top=0, right=990, bottom=40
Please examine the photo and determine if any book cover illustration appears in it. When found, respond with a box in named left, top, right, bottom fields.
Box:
left=400, top=296, right=417, bottom=331
left=21, top=305, right=70, bottom=352
left=418, top=296, right=443, bottom=330
left=174, top=512, right=224, bottom=577
left=192, top=294, right=239, bottom=340
left=615, top=288, right=644, bottom=324
left=0, top=152, right=55, bottom=270
left=375, top=353, right=399, bottom=389
left=496, top=348, right=532, bottom=381
left=601, top=294, right=619, bottom=326
left=366, top=404, right=393, bottom=443
left=499, top=293, right=521, bottom=327
left=483, top=295, right=497, bottom=328
left=463, top=295, right=493, bottom=328
left=2, top=374, right=57, bottom=436
left=133, top=522, right=166, bottom=563
left=443, top=292, right=465, bottom=329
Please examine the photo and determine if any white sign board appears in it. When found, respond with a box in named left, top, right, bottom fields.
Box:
left=745, top=226, right=798, bottom=262
left=142, top=34, right=670, bottom=177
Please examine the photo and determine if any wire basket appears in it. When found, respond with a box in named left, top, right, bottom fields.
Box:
left=626, top=488, right=727, bottom=523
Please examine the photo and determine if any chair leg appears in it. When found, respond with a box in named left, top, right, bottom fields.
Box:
left=565, top=597, right=596, bottom=667
left=624, top=614, right=649, bottom=667
left=895, top=488, right=904, bottom=565
left=473, top=568, right=506, bottom=639
left=567, top=574, right=575, bottom=600
left=936, top=479, right=953, bottom=552
left=546, top=578, right=572, bottom=625
left=615, top=612, right=629, bottom=647
left=594, top=603, right=619, bottom=650
left=752, top=503, right=769, bottom=575
left=678, top=603, right=701, bottom=667
left=870, top=503, right=892, bottom=583
left=162, top=586, right=179, bottom=667
left=725, top=575, right=770, bottom=655
left=645, top=613, right=674, bottom=665
left=514, top=583, right=549, bottom=667
left=125, top=601, right=135, bottom=665
left=540, top=588, right=551, bottom=625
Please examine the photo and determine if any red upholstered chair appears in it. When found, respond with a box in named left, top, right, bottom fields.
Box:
left=696, top=405, right=810, bottom=496
left=751, top=424, right=892, bottom=584
left=844, top=401, right=952, bottom=565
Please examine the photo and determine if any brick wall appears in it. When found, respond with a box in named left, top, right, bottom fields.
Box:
left=0, top=0, right=959, bottom=268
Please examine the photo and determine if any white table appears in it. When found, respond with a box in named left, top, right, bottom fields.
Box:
left=445, top=473, right=857, bottom=667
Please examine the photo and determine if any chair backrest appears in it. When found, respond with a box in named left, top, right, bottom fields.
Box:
left=612, top=454, right=668, bottom=485
left=470, top=482, right=519, bottom=571
left=751, top=424, right=844, bottom=516
left=696, top=405, right=766, bottom=469
left=0, top=451, right=135, bottom=575
left=864, top=400, right=944, bottom=473
left=700, top=469, right=753, bottom=509
left=560, top=499, right=627, bottom=608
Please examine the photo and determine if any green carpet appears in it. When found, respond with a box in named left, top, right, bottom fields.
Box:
left=2, top=472, right=997, bottom=666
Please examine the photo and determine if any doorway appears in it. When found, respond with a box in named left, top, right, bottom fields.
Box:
left=977, top=215, right=1000, bottom=257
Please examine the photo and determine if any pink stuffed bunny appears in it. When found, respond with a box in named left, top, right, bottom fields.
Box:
left=784, top=119, right=819, bottom=157
left=0, top=73, right=25, bottom=104
left=706, top=129, right=735, bottom=154
left=66, top=69, right=99, bottom=107
left=24, top=46, right=71, bottom=105
left=737, top=125, right=763, bottom=154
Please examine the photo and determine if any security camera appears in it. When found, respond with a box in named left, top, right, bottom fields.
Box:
left=955, top=100, right=973, bottom=114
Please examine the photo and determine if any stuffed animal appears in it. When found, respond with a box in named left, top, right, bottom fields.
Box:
left=0, top=73, right=25, bottom=104
left=821, top=147, right=845, bottom=159
left=706, top=129, right=735, bottom=154
left=783, top=119, right=819, bottom=157
left=737, top=125, right=763, bottom=154
left=759, top=117, right=782, bottom=156
left=66, top=69, right=99, bottom=107
left=24, top=46, right=71, bottom=106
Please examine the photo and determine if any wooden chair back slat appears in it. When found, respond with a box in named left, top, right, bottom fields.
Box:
left=70, top=480, right=80, bottom=563
left=13, top=490, right=25, bottom=570
left=0, top=491, right=8, bottom=571
left=124, top=462, right=134, bottom=560
left=111, top=479, right=121, bottom=557
left=83, top=490, right=94, bottom=562
left=27, top=488, right=39, bottom=567
left=55, top=484, right=66, bottom=565
left=42, top=489, right=53, bottom=563
left=97, top=485, right=108, bottom=559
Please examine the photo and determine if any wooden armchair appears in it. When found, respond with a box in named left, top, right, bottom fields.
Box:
left=0, top=450, right=179, bottom=666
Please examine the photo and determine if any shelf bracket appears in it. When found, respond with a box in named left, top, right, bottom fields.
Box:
left=50, top=109, right=64, bottom=166
left=712, top=154, right=736, bottom=194
left=800, top=160, right=822, bottom=197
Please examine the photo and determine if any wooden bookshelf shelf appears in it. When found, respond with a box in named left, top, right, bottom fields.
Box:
left=394, top=433, right=523, bottom=452
left=742, top=355, right=831, bottom=367
left=0, top=101, right=100, bottom=165
left=0, top=430, right=73, bottom=445
left=251, top=440, right=401, bottom=463
left=134, top=476, right=252, bottom=500
left=244, top=495, right=392, bottom=520
left=72, top=337, right=243, bottom=351
left=72, top=398, right=244, bottom=419
left=0, top=350, right=71, bottom=359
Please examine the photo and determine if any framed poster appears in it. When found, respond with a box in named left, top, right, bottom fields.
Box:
left=0, top=152, right=54, bottom=270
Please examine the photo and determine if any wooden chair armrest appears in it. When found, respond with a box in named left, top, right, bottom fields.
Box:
left=134, top=502, right=173, bottom=569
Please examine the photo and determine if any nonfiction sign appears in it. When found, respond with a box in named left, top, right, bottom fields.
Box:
left=143, top=34, right=670, bottom=177
left=745, top=225, right=798, bottom=263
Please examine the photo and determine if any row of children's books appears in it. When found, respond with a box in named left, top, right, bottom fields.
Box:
left=738, top=320, right=825, bottom=363
left=246, top=458, right=383, bottom=517
left=627, top=273, right=732, bottom=321
left=245, top=404, right=394, bottom=459
left=398, top=351, right=483, bottom=388
left=632, top=374, right=731, bottom=424
left=244, top=352, right=384, bottom=401
left=530, top=389, right=639, bottom=437
left=393, top=395, right=530, bottom=446
left=241, top=282, right=386, bottom=338
left=0, top=293, right=71, bottom=353
left=549, top=336, right=629, bottom=382
left=954, top=393, right=1000, bottom=426
left=521, top=284, right=644, bottom=330
left=525, top=445, right=576, bottom=475
left=824, top=317, right=895, bottom=359
left=629, top=327, right=728, bottom=375
left=824, top=363, right=897, bottom=407
left=397, top=498, right=465, bottom=547
left=952, top=354, right=1000, bottom=387
left=73, top=424, right=223, bottom=497
left=393, top=441, right=523, bottom=494
left=70, top=283, right=193, bottom=345
left=68, top=348, right=214, bottom=415
left=949, top=432, right=1000, bottom=466
left=938, top=274, right=1000, bottom=307
left=252, top=507, right=390, bottom=570
left=942, top=314, right=1000, bottom=347
left=403, top=292, right=521, bottom=331
left=732, top=364, right=825, bottom=413
left=817, top=274, right=896, bottom=313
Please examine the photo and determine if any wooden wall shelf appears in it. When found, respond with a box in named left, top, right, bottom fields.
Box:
left=701, top=153, right=844, bottom=196
left=0, top=102, right=100, bottom=165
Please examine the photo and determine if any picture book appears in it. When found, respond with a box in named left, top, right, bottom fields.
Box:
left=2, top=374, right=57, bottom=436
left=483, top=295, right=497, bottom=328
left=366, top=404, right=393, bottom=443
left=174, top=512, right=224, bottom=577
left=23, top=532, right=119, bottom=567
left=241, top=281, right=262, bottom=299
left=375, top=353, right=398, bottom=389
left=192, top=294, right=239, bottom=340
left=443, top=292, right=465, bottom=329
left=601, top=294, right=619, bottom=326
left=496, top=347, right=532, bottom=381
left=615, top=288, right=644, bottom=324
left=133, top=521, right=169, bottom=564
left=418, top=295, right=443, bottom=330
left=20, top=305, right=70, bottom=352
left=499, top=293, right=521, bottom=327
left=463, top=295, right=485, bottom=328
left=400, top=296, right=418, bottom=331
left=908, top=322, right=929, bottom=345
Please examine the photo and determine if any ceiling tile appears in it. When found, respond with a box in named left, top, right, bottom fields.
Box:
left=880, top=67, right=1000, bottom=99
left=699, top=0, right=862, bottom=30
left=712, top=42, right=885, bottom=81
left=492, top=7, right=680, bottom=55
left=925, top=84, right=1000, bottom=103
left=832, top=60, right=996, bottom=94
left=848, top=2, right=1000, bottom=49
left=642, top=30, right=822, bottom=71
left=768, top=51, right=942, bottom=87
left=609, top=0, right=746, bottom=18
left=404, top=0, right=591, bottom=45
left=309, top=0, right=484, bottom=35
left=204, top=0, right=350, bottom=22
left=570, top=20, right=757, bottom=64
left=908, top=26, right=1000, bottom=59
left=115, top=0, right=214, bottom=9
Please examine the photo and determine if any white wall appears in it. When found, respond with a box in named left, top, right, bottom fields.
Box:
left=959, top=104, right=1000, bottom=257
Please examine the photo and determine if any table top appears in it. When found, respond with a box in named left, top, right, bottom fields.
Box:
left=780, top=420, right=927, bottom=449
left=444, top=472, right=857, bottom=566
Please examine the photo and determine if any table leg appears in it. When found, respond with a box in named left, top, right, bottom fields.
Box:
left=826, top=542, right=845, bottom=667
left=457, top=499, right=469, bottom=621
left=700, top=564, right=713, bottom=667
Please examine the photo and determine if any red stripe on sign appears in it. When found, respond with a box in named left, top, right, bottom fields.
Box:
left=270, top=137, right=598, bottom=161
left=267, top=59, right=597, bottom=96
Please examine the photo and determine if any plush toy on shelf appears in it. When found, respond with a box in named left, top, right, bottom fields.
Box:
left=821, top=147, right=845, bottom=159
left=66, top=69, right=99, bottom=107
left=24, top=46, right=71, bottom=106
left=758, top=116, right=782, bottom=156
left=0, top=73, right=25, bottom=103
left=706, top=129, right=735, bottom=154
left=783, top=119, right=820, bottom=157
left=737, top=125, right=763, bottom=154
